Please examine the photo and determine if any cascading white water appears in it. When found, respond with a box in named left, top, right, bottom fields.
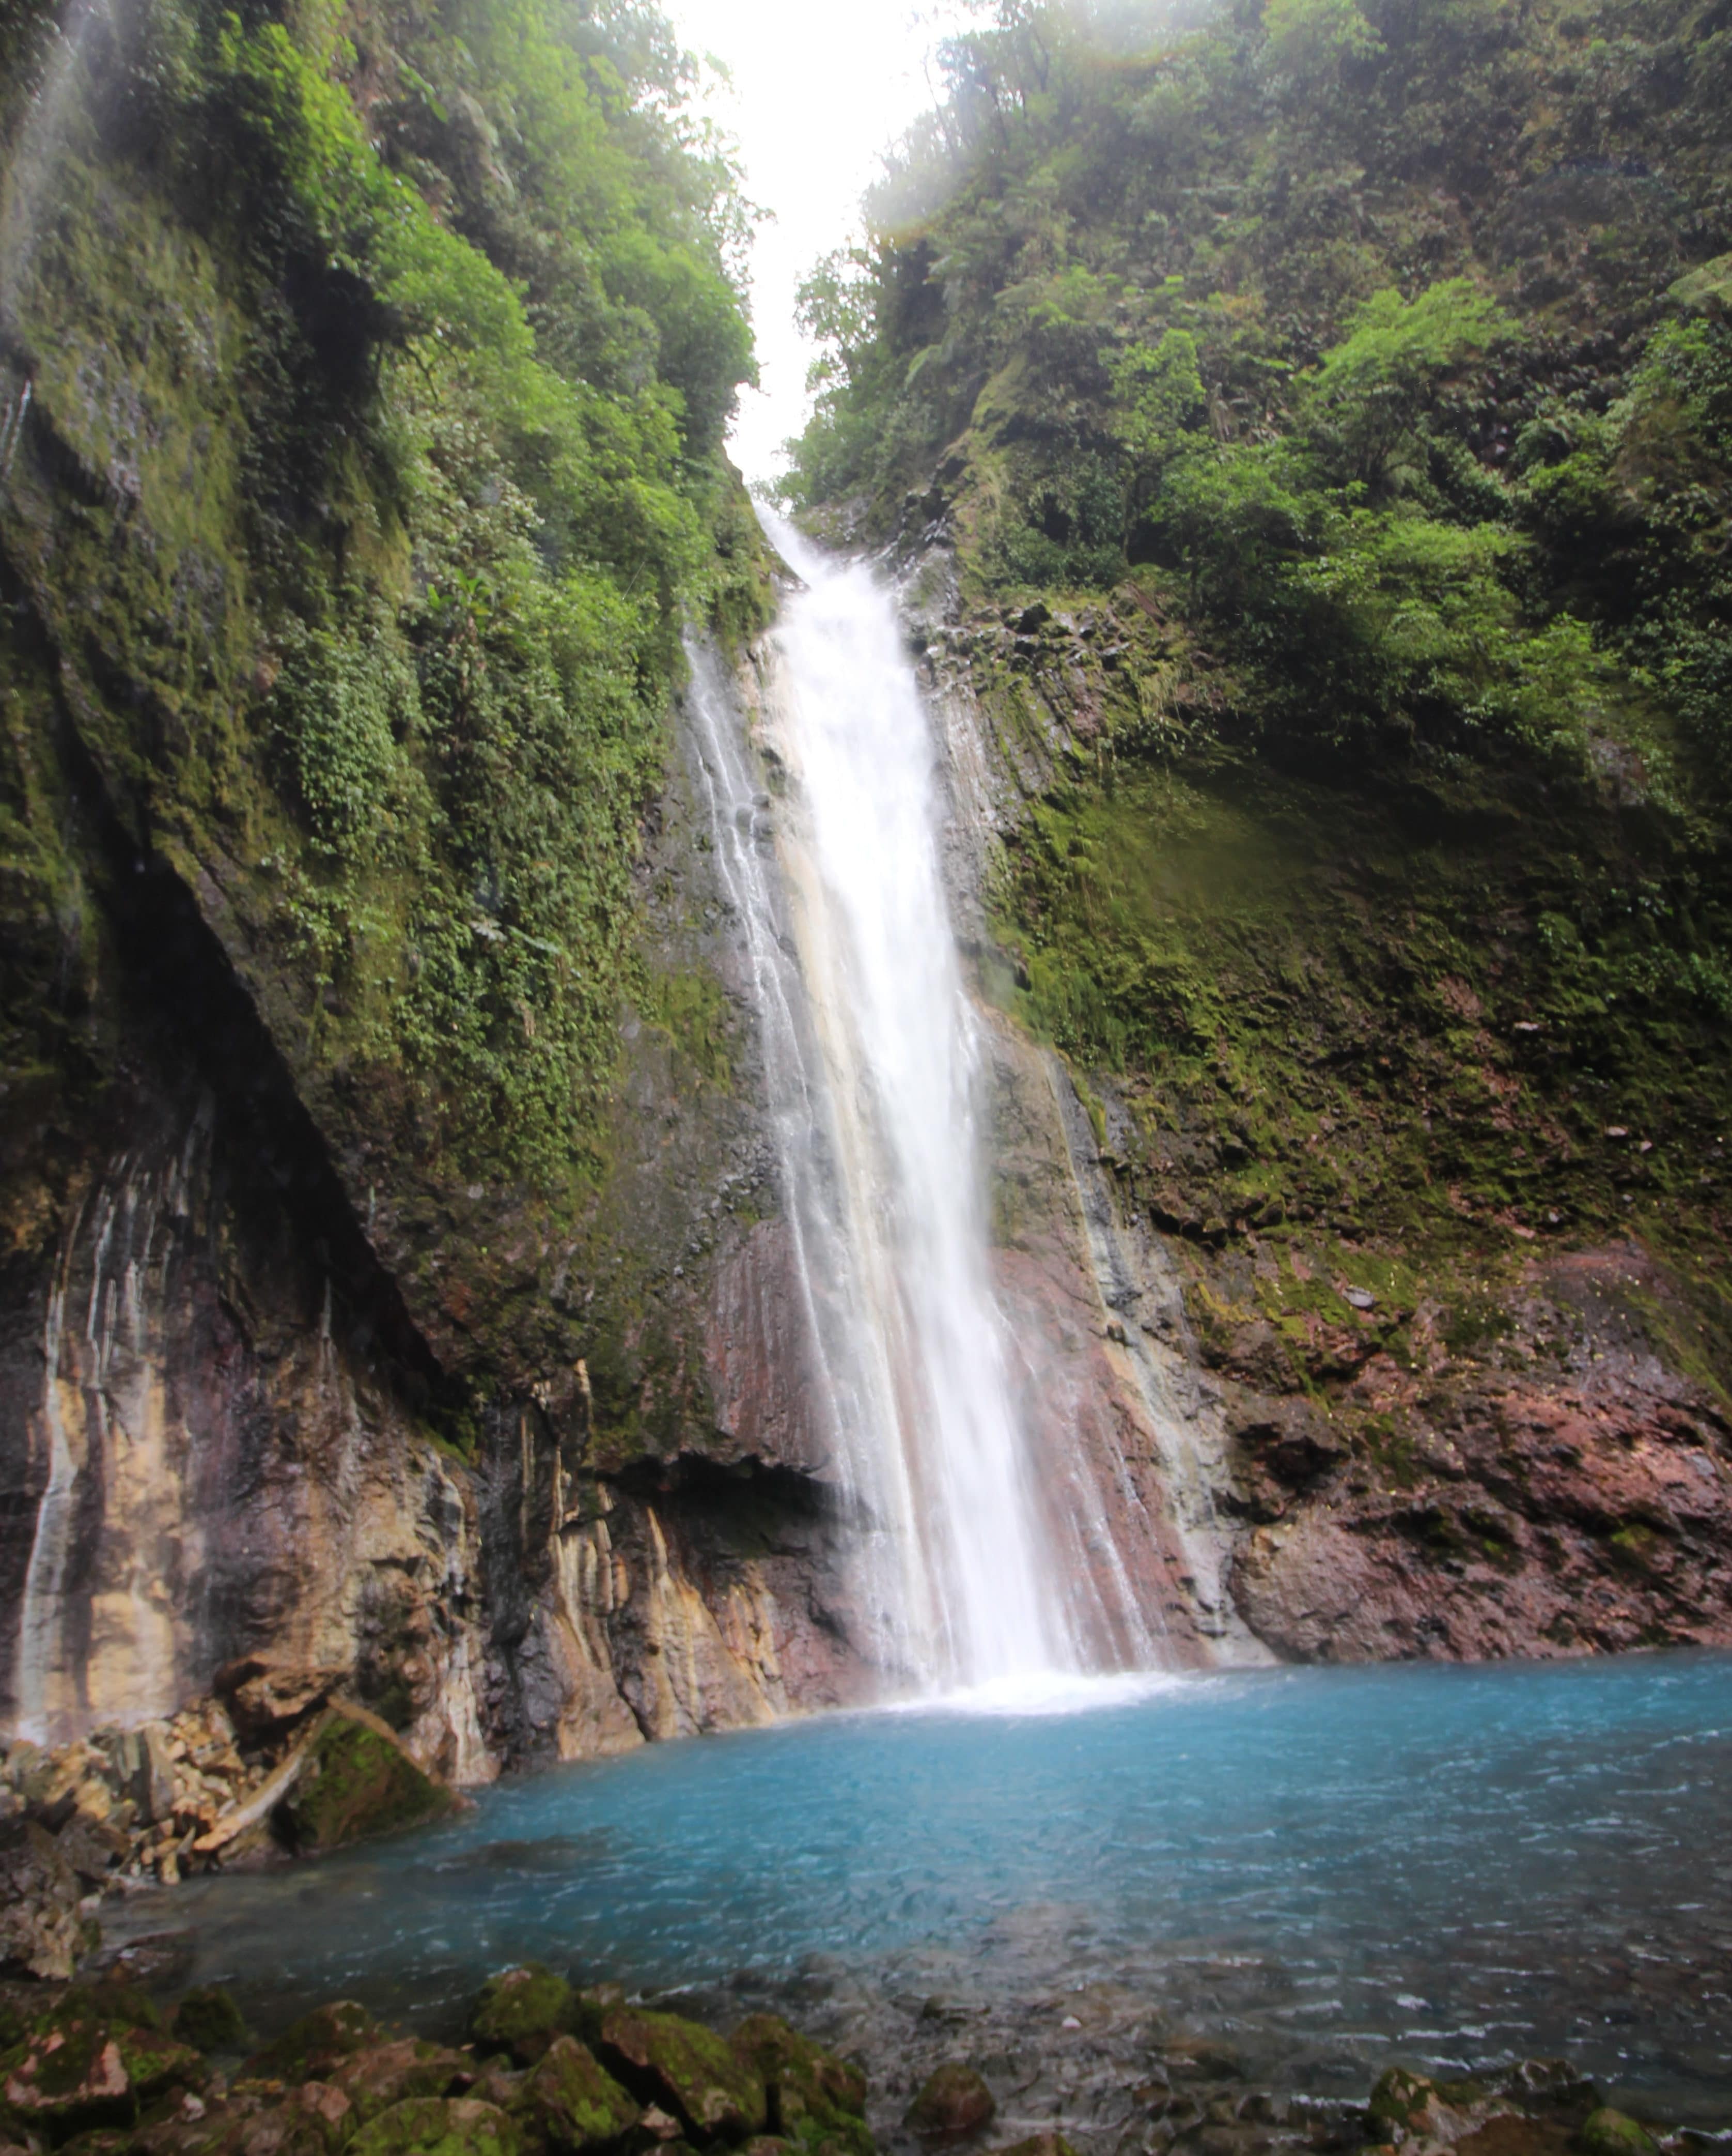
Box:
left=693, top=518, right=1079, bottom=1690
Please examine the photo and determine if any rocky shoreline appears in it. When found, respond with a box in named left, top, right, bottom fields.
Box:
left=0, top=1956, right=1701, bottom=2156
left=2, top=1675, right=454, bottom=1981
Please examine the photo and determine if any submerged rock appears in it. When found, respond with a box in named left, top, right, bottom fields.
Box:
left=902, top=2065, right=995, bottom=2141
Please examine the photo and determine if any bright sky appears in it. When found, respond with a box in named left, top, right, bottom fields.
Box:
left=663, top=0, right=942, bottom=482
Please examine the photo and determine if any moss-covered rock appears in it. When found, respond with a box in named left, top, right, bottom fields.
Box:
left=348, top=2099, right=520, bottom=2156
left=1368, top=2067, right=1437, bottom=2133
left=727, top=2018, right=867, bottom=2156
left=328, top=2040, right=470, bottom=2124
left=472, top=1970, right=578, bottom=2065
left=594, top=2011, right=766, bottom=2142
left=275, top=1715, right=451, bottom=1854
left=0, top=2012, right=207, bottom=2138
left=510, top=2036, right=638, bottom=2151
left=1580, top=2110, right=1659, bottom=2156
left=170, top=1990, right=248, bottom=2058
left=245, top=2003, right=383, bottom=2084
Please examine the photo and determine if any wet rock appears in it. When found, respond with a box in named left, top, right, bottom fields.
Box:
left=512, top=2035, right=640, bottom=2150
left=1580, top=2111, right=1658, bottom=2156
left=596, top=2009, right=767, bottom=2141
left=172, top=1988, right=250, bottom=2057
left=246, top=2002, right=384, bottom=2082
left=328, top=2038, right=471, bottom=2121
left=0, top=1822, right=100, bottom=1979
left=275, top=1710, right=452, bottom=1853
left=0, top=2010, right=206, bottom=2138
left=1368, top=2067, right=1436, bottom=2134
left=728, top=2014, right=868, bottom=2156
left=902, top=2065, right=995, bottom=2141
left=348, top=2097, right=521, bottom=2156
left=473, top=1967, right=578, bottom=2064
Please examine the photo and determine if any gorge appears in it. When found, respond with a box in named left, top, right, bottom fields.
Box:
left=2, top=0, right=1731, bottom=2139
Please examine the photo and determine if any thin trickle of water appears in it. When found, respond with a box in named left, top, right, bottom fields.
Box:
left=14, top=1259, right=79, bottom=1743
left=1, top=0, right=115, bottom=337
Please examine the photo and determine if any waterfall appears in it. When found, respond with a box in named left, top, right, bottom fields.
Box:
left=689, top=524, right=1079, bottom=1692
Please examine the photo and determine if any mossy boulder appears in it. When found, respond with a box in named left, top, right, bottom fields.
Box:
left=1368, top=2067, right=1436, bottom=2133
left=246, top=2002, right=384, bottom=2083
left=329, top=2040, right=471, bottom=2123
left=1580, top=2111, right=1659, bottom=2156
left=276, top=1716, right=451, bottom=1854
left=727, top=2018, right=867, bottom=2156
left=595, top=2011, right=767, bottom=2142
left=349, top=2099, right=520, bottom=2156
left=0, top=2012, right=207, bottom=2137
left=902, top=2067, right=994, bottom=2142
left=511, top=2036, right=639, bottom=2151
left=996, top=2138, right=1079, bottom=2156
left=472, top=1970, right=578, bottom=2065
left=170, top=1990, right=248, bottom=2058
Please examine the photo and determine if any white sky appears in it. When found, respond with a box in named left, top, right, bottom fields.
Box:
left=663, top=0, right=942, bottom=481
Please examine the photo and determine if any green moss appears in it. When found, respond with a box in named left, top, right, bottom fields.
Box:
left=276, top=1716, right=451, bottom=1853
left=170, top=1990, right=248, bottom=2058
left=471, top=1967, right=576, bottom=2059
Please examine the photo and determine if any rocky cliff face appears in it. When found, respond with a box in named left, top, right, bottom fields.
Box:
left=0, top=0, right=876, bottom=1771
left=0, top=622, right=874, bottom=1770
left=896, top=539, right=1732, bottom=1667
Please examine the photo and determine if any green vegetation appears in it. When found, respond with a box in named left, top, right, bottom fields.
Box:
left=1, top=0, right=772, bottom=1222
left=784, top=0, right=1732, bottom=1336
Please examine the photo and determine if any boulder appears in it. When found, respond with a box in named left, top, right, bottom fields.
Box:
left=902, top=2066, right=994, bottom=2141
left=595, top=2011, right=767, bottom=2142
left=246, top=2002, right=384, bottom=2083
left=0, top=2012, right=206, bottom=2137
left=511, top=2036, right=639, bottom=2150
left=1368, top=2067, right=1436, bottom=2134
left=172, top=1989, right=250, bottom=2057
left=472, top=1968, right=578, bottom=2064
left=1581, top=2111, right=1659, bottom=2156
left=727, top=2017, right=867, bottom=2156
left=348, top=2097, right=520, bottom=2156
left=327, top=2039, right=470, bottom=2122
left=274, top=1711, right=451, bottom=1854
left=214, top=1663, right=347, bottom=1746
left=995, top=2139, right=1079, bottom=2156
left=0, top=1820, right=99, bottom=1980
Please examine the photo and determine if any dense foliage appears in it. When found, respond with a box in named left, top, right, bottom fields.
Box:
left=784, top=0, right=1732, bottom=1299
left=0, top=0, right=769, bottom=1200
left=788, top=0, right=1728, bottom=772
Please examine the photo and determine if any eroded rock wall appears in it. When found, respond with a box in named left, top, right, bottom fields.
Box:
left=0, top=638, right=876, bottom=1773
left=896, top=533, right=1732, bottom=1668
